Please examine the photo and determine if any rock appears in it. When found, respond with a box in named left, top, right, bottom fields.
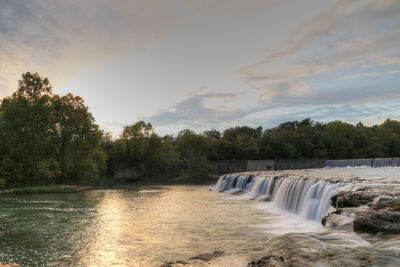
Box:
left=159, top=262, right=174, bottom=267
left=353, top=198, right=400, bottom=234
left=322, top=209, right=344, bottom=226
left=321, top=215, right=328, bottom=226
left=331, top=191, right=377, bottom=208
left=258, top=195, right=271, bottom=202
left=371, top=198, right=399, bottom=210
left=247, top=256, right=286, bottom=267
left=175, top=260, right=187, bottom=264
left=231, top=189, right=243, bottom=195
left=190, top=251, right=224, bottom=261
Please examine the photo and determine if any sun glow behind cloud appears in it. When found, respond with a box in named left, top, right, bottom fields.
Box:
left=1, top=0, right=399, bottom=136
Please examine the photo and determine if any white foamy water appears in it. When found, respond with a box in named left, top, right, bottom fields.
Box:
left=211, top=168, right=400, bottom=266
left=214, top=173, right=342, bottom=221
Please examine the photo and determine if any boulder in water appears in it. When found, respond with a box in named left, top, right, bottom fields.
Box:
left=247, top=256, right=286, bottom=267
left=190, top=251, right=224, bottom=261
left=159, top=260, right=188, bottom=266
left=257, top=195, right=271, bottom=202
left=353, top=198, right=400, bottom=234
left=159, top=262, right=174, bottom=267
left=331, top=191, right=377, bottom=208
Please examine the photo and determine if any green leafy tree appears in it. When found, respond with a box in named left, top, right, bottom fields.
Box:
left=0, top=72, right=105, bottom=185
left=51, top=93, right=106, bottom=183
left=0, top=72, right=56, bottom=185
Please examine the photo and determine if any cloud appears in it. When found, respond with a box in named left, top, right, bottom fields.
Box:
left=144, top=0, right=400, bottom=134
left=0, top=0, right=184, bottom=93
left=145, top=93, right=248, bottom=127
left=1, top=0, right=399, bottom=136
left=240, top=0, right=400, bottom=81
left=341, top=70, right=400, bottom=80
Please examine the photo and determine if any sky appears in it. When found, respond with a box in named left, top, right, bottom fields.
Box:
left=1, top=0, right=399, bottom=137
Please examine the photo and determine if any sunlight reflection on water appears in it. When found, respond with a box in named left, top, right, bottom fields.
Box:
left=0, top=186, right=270, bottom=266
left=1, top=172, right=399, bottom=266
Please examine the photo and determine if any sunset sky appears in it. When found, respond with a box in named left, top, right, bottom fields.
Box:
left=1, top=0, right=399, bottom=136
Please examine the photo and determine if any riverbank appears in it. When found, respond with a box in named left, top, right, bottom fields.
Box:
left=0, top=175, right=218, bottom=195
left=114, top=174, right=219, bottom=186
left=0, top=185, right=94, bottom=195
left=0, top=263, right=21, bottom=267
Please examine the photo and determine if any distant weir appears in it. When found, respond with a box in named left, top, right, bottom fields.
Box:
left=325, top=158, right=400, bottom=168
left=213, top=174, right=342, bottom=222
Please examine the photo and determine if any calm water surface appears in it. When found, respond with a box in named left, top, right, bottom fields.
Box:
left=0, top=185, right=272, bottom=266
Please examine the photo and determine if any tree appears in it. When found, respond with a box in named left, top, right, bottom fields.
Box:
left=120, top=121, right=154, bottom=164
left=0, top=72, right=55, bottom=185
left=51, top=93, right=106, bottom=183
left=176, top=129, right=215, bottom=178
left=0, top=72, right=106, bottom=185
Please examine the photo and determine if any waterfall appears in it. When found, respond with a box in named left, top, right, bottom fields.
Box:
left=213, top=174, right=255, bottom=193
left=212, top=174, right=341, bottom=221
left=324, top=159, right=373, bottom=168
left=373, top=158, right=400, bottom=167
left=324, top=158, right=400, bottom=168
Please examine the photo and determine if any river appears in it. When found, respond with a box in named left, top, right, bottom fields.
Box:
left=0, top=168, right=400, bottom=266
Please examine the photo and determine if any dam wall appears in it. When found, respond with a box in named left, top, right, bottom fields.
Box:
left=210, top=158, right=400, bottom=175
left=210, top=159, right=325, bottom=175
left=325, top=158, right=400, bottom=168
left=274, top=159, right=326, bottom=170
left=209, top=160, right=248, bottom=175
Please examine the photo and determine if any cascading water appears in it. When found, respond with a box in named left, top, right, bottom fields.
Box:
left=213, top=174, right=255, bottom=194
left=372, top=158, right=400, bottom=167
left=213, top=174, right=342, bottom=221
left=325, top=158, right=400, bottom=168
left=324, top=159, right=373, bottom=168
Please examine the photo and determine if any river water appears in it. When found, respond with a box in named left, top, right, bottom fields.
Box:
left=0, top=168, right=400, bottom=266
left=0, top=185, right=275, bottom=266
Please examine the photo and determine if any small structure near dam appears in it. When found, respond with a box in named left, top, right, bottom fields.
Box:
left=210, top=159, right=326, bottom=175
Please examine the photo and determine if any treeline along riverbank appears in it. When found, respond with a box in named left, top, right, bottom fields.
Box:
left=1, top=73, right=400, bottom=187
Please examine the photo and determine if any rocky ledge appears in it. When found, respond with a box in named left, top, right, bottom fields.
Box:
left=326, top=191, right=400, bottom=234
left=159, top=251, right=225, bottom=266
left=331, top=191, right=377, bottom=208
left=353, top=198, right=400, bottom=234
left=190, top=250, right=224, bottom=261
left=247, top=256, right=286, bottom=267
